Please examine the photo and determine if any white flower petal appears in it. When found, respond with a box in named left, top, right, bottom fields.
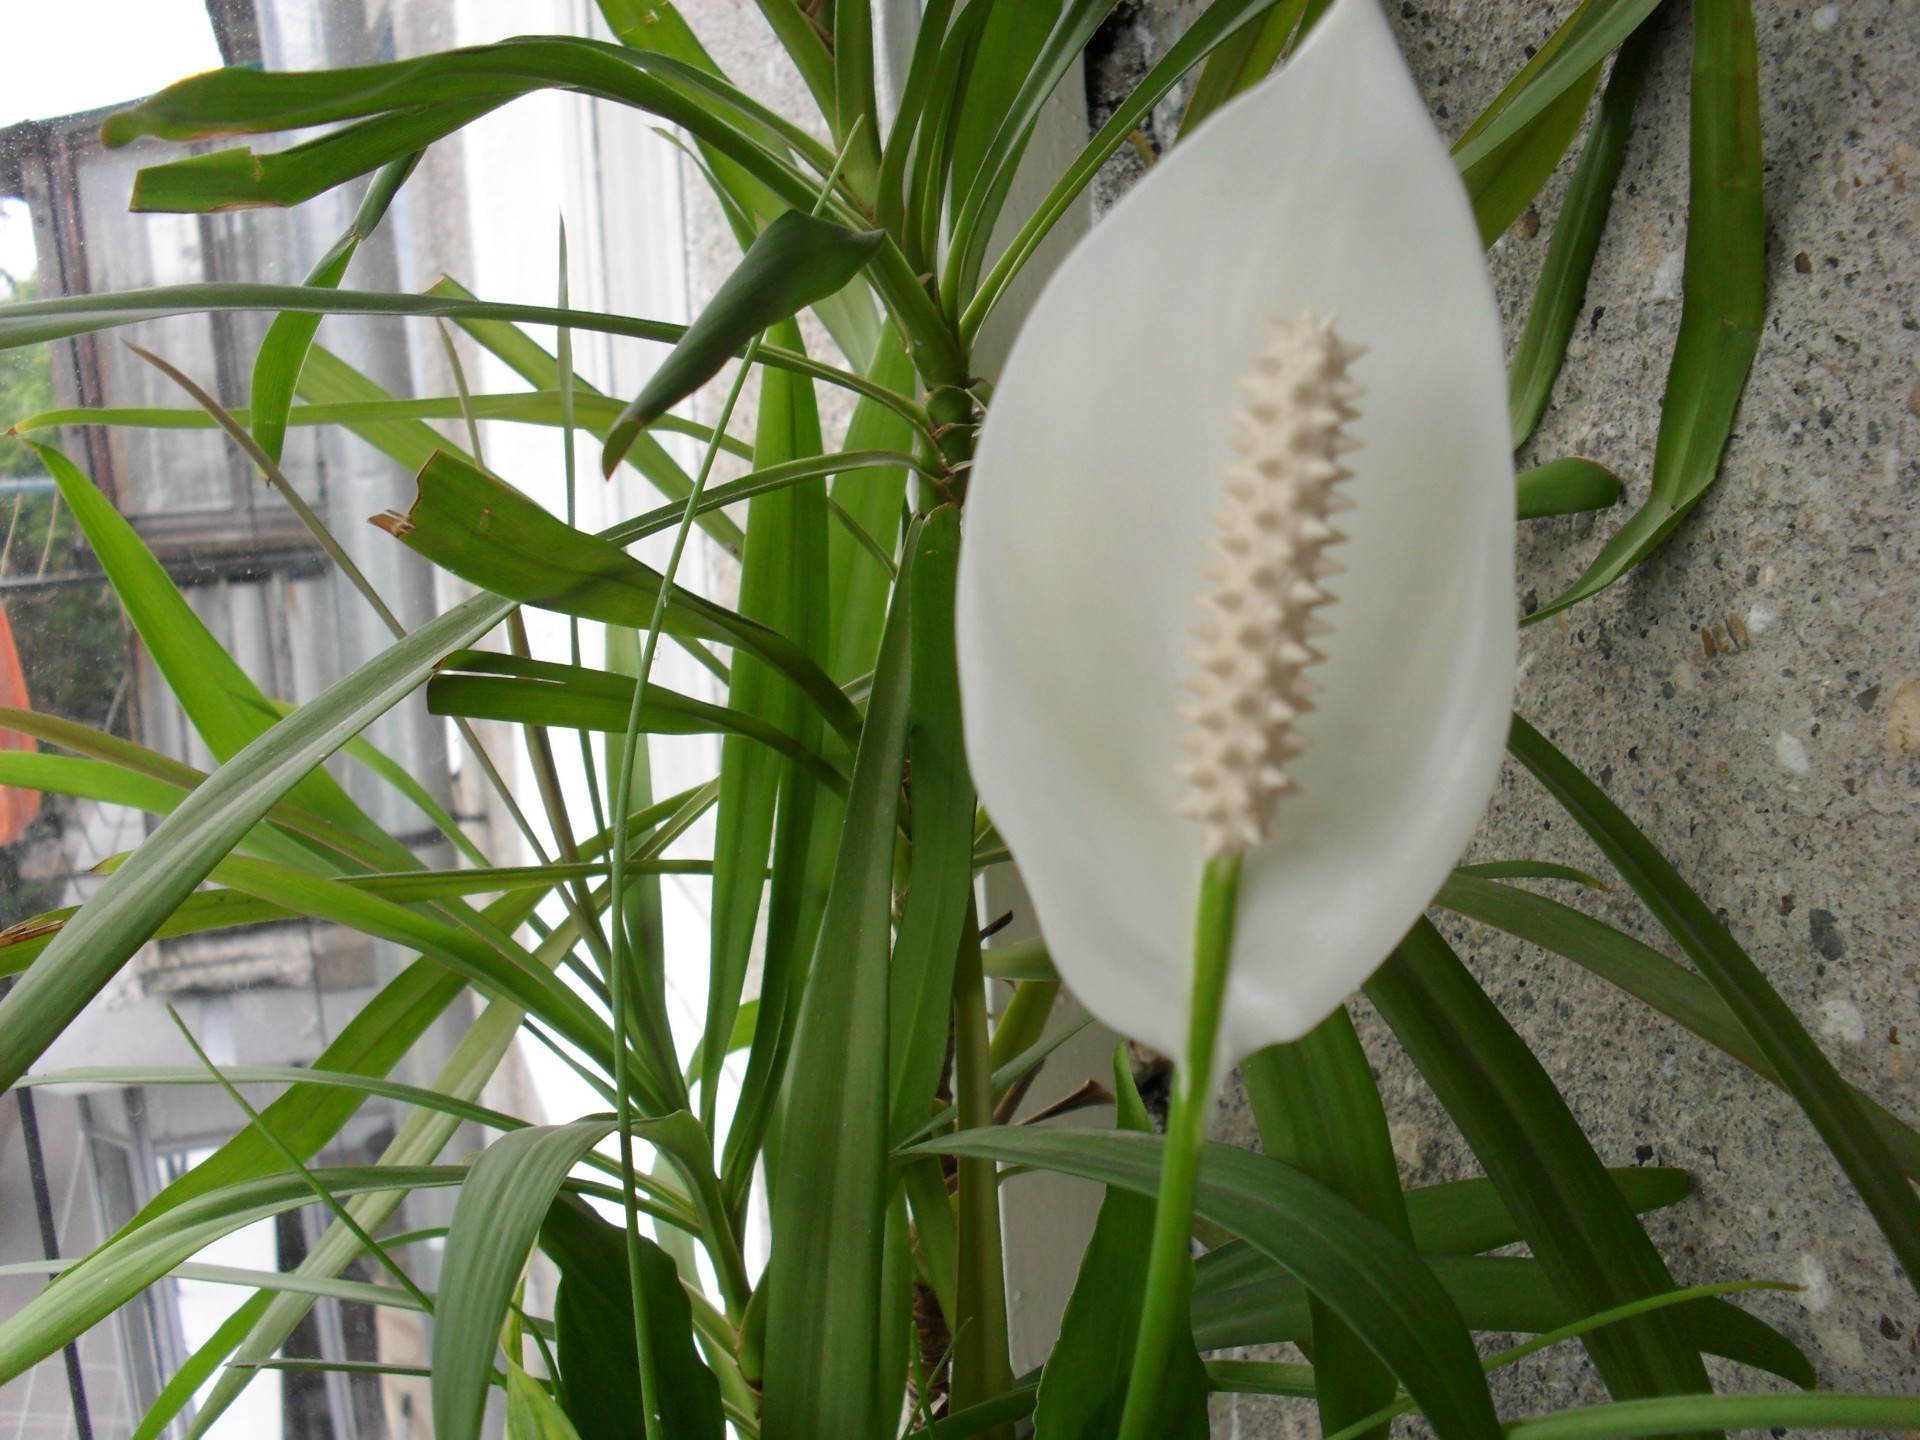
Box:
left=955, top=0, right=1514, bottom=1070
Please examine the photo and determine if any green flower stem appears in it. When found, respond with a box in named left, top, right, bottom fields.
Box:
left=1116, top=850, right=1244, bottom=1440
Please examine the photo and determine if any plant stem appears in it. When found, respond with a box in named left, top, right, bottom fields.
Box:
left=1115, top=850, right=1242, bottom=1440
left=949, top=900, right=1014, bottom=1433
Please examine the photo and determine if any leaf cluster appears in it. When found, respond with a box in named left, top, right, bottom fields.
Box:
left=0, top=5, right=1913, bottom=1440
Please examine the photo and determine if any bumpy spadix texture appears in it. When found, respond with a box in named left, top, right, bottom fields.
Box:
left=956, top=0, right=1515, bottom=1072
left=1179, top=315, right=1360, bottom=857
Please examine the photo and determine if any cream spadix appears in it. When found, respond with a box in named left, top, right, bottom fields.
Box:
left=955, top=0, right=1515, bottom=1073
left=1177, top=312, right=1360, bottom=859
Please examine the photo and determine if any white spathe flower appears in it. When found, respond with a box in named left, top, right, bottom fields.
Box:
left=955, top=0, right=1515, bottom=1073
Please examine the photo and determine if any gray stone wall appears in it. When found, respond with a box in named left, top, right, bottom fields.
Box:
left=1082, top=0, right=1919, bottom=1428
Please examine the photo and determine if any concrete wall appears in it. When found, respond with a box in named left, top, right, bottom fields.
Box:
left=1077, top=0, right=1918, bottom=1428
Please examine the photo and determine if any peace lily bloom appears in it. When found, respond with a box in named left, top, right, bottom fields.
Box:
left=956, top=0, right=1515, bottom=1079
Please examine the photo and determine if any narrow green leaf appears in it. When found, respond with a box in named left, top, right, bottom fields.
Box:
left=1205, top=1359, right=1318, bottom=1398
left=1517, top=457, right=1624, bottom=518
left=704, top=316, right=828, bottom=1136
left=0, top=592, right=510, bottom=1092
left=948, top=898, right=1014, bottom=1429
left=1450, top=0, right=1663, bottom=176
left=602, top=210, right=884, bottom=471
left=903, top=1155, right=960, bottom=1344
left=199, top=854, right=609, bottom=1063
left=27, top=440, right=399, bottom=860
left=424, top=657, right=845, bottom=793
left=1509, top=715, right=1920, bottom=1295
left=759, top=520, right=919, bottom=1440
left=382, top=450, right=859, bottom=736
left=831, top=0, right=883, bottom=194
left=1194, top=1167, right=1691, bottom=1272
left=0, top=1167, right=462, bottom=1385
left=1508, top=20, right=1656, bottom=448
left=961, top=0, right=1292, bottom=344
left=128, top=1294, right=270, bottom=1440
left=106, top=40, right=825, bottom=218
left=507, top=1363, right=585, bottom=1440
left=124, top=102, right=493, bottom=212
left=1452, top=859, right=1606, bottom=887
left=1178, top=0, right=1311, bottom=136
left=1367, top=920, right=1716, bottom=1412
left=0, top=283, right=922, bottom=426
left=888, top=506, right=974, bottom=1143
left=1503, top=1392, right=1920, bottom=1440
left=875, top=0, right=957, bottom=251
left=1243, top=1006, right=1409, bottom=1440
left=1195, top=1251, right=1812, bottom=1389
left=188, top=985, right=559, bottom=1430
left=252, top=153, right=417, bottom=462
left=923, top=1127, right=1500, bottom=1440
left=741, top=0, right=836, bottom=126
left=422, top=276, right=746, bottom=556
left=1435, top=870, right=1920, bottom=1180
left=1532, top=0, right=1764, bottom=620
left=436, top=1121, right=616, bottom=1440
left=827, top=327, right=914, bottom=684
left=1461, top=64, right=1600, bottom=248
left=945, top=0, right=1120, bottom=311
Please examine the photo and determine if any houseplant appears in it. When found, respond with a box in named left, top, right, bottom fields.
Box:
left=1, top=0, right=1917, bottom=1437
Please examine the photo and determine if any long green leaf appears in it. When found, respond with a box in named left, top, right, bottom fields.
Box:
left=1461, top=63, right=1600, bottom=247
left=0, top=1166, right=462, bottom=1385
left=1508, top=19, right=1656, bottom=447
left=421, top=276, right=747, bottom=555
left=924, top=1127, right=1500, bottom=1440
left=1509, top=715, right=1920, bottom=1294
left=888, top=506, right=974, bottom=1144
left=1503, top=1392, right=1920, bottom=1440
left=945, top=0, right=1121, bottom=311
left=105, top=39, right=826, bottom=217
left=1243, top=1006, right=1409, bottom=1440
left=1435, top=871, right=1920, bottom=1180
left=381, top=450, right=859, bottom=737
left=27, top=440, right=399, bottom=861
left=0, top=591, right=509, bottom=1092
left=1532, top=0, right=1763, bottom=619
left=425, top=657, right=845, bottom=793
left=1368, top=920, right=1715, bottom=1412
left=0, top=284, right=921, bottom=424
left=1194, top=1251, right=1812, bottom=1389
left=1193, top=1167, right=1690, bottom=1277
left=826, top=327, right=914, bottom=684
left=200, top=854, right=609, bottom=1063
left=507, top=1363, right=586, bottom=1440
left=759, top=518, right=919, bottom=1440
left=703, top=316, right=826, bottom=1136
left=960, top=0, right=1292, bottom=344
left=1449, top=0, right=1662, bottom=175
left=252, top=154, right=417, bottom=462
left=435, top=1120, right=615, bottom=1440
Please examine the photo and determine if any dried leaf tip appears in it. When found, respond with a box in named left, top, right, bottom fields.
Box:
left=1176, top=312, right=1363, bottom=857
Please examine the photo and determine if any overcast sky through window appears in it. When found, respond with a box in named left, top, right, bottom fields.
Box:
left=0, top=0, right=223, bottom=129
left=2, top=0, right=224, bottom=287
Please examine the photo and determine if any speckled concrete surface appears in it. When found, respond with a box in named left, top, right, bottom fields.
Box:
left=1071, top=0, right=1920, bottom=1430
